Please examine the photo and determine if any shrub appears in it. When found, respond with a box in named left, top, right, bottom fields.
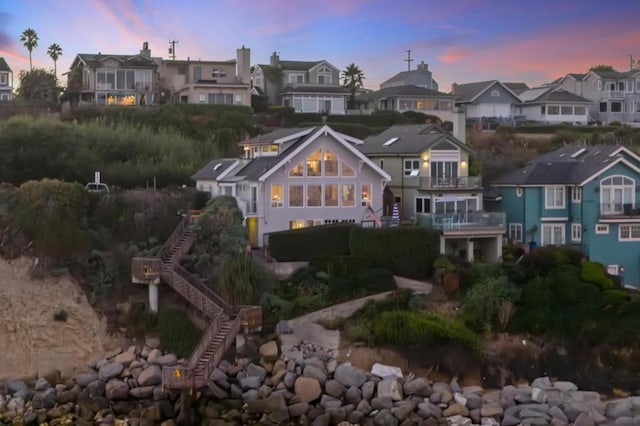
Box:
left=217, top=255, right=261, bottom=304
left=145, top=309, right=202, bottom=359
left=580, top=261, right=615, bottom=290
left=462, top=275, right=520, bottom=332
left=268, top=223, right=355, bottom=261
left=310, top=255, right=374, bottom=278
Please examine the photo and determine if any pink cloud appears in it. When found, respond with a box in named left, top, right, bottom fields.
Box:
left=438, top=47, right=472, bottom=64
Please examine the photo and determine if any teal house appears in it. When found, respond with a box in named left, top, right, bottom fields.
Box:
left=491, top=145, right=640, bottom=288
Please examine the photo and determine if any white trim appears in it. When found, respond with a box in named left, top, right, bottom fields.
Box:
left=516, top=187, right=523, bottom=197
left=469, top=80, right=522, bottom=103
left=571, top=223, right=582, bottom=242
left=599, top=218, right=640, bottom=223
left=619, top=224, right=640, bottom=241
left=540, top=217, right=569, bottom=221
left=571, top=187, right=582, bottom=203
left=607, top=146, right=640, bottom=163
left=216, top=160, right=240, bottom=181
left=273, top=128, right=316, bottom=145
left=544, top=186, right=565, bottom=209
left=579, top=157, right=640, bottom=186
left=595, top=224, right=610, bottom=234
left=308, top=60, right=340, bottom=74
left=258, top=125, right=391, bottom=182
left=508, top=223, right=523, bottom=243
left=541, top=223, right=565, bottom=246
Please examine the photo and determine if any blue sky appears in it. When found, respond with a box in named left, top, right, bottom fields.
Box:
left=1, top=0, right=639, bottom=90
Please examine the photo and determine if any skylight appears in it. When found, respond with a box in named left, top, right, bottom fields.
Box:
left=383, top=137, right=399, bottom=146
left=213, top=163, right=223, bottom=171
left=570, top=148, right=586, bottom=158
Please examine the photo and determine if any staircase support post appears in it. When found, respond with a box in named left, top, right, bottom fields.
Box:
left=149, top=282, right=159, bottom=313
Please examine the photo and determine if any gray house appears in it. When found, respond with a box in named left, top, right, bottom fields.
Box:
left=0, top=57, right=13, bottom=102
left=193, top=125, right=390, bottom=247
left=452, top=80, right=525, bottom=121
left=556, top=69, right=640, bottom=124
left=380, top=61, right=439, bottom=91
left=358, top=85, right=456, bottom=123
left=252, top=53, right=349, bottom=115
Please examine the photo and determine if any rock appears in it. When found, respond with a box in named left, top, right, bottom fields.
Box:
left=113, top=351, right=136, bottom=367
left=129, top=386, right=155, bottom=398
left=445, top=415, right=471, bottom=425
left=145, top=335, right=161, bottom=349
left=480, top=402, right=503, bottom=417
left=454, top=392, right=467, bottom=407
left=289, top=401, right=310, bottom=417
left=443, top=403, right=468, bottom=417
left=320, top=394, right=341, bottom=408
left=105, top=347, right=123, bottom=359
left=371, top=362, right=403, bottom=379
left=345, top=385, right=362, bottom=405
left=550, top=406, right=569, bottom=422
left=532, top=387, right=547, bottom=403
left=520, top=408, right=551, bottom=421
left=303, top=365, right=327, bottom=384
left=239, top=376, right=262, bottom=390
left=357, top=399, right=372, bottom=415
left=553, top=381, right=578, bottom=392
left=247, top=363, right=267, bottom=382
left=391, top=401, right=416, bottom=421
left=260, top=341, right=279, bottom=360
left=574, top=412, right=595, bottom=426
left=324, top=379, right=346, bottom=397
left=326, top=406, right=347, bottom=423
left=294, top=377, right=322, bottom=403
left=74, top=371, right=99, bottom=387
left=606, top=399, right=633, bottom=418
left=247, top=393, right=287, bottom=414
left=348, top=410, right=364, bottom=424
left=5, top=380, right=28, bottom=395
left=34, top=377, right=51, bottom=392
left=137, top=365, right=162, bottom=386
left=7, top=396, right=25, bottom=413
left=87, top=379, right=106, bottom=397
left=105, top=379, right=129, bottom=400
left=98, top=362, right=124, bottom=381
left=371, top=396, right=394, bottom=410
left=334, top=364, right=366, bottom=388
left=243, top=389, right=259, bottom=402
left=312, top=413, right=330, bottom=426
left=152, top=354, right=177, bottom=366
left=404, top=377, right=432, bottom=397
left=501, top=414, right=520, bottom=426
left=378, top=378, right=403, bottom=401
left=31, top=388, right=57, bottom=409
left=57, top=389, right=78, bottom=404
left=374, top=409, right=398, bottom=425
left=362, top=380, right=376, bottom=400
left=532, top=376, right=552, bottom=389
left=284, top=372, right=297, bottom=388
left=147, top=348, right=162, bottom=363
left=466, top=396, right=482, bottom=410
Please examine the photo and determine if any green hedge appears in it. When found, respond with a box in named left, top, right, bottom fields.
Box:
left=349, top=226, right=439, bottom=278
left=268, top=223, right=356, bottom=261
left=310, top=255, right=374, bottom=277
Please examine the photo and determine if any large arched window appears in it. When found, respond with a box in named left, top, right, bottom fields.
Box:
left=600, top=175, right=635, bottom=215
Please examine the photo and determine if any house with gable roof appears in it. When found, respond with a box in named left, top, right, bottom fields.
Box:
left=452, top=80, right=526, bottom=122
left=252, top=52, right=349, bottom=114
left=192, top=125, right=390, bottom=247
left=516, top=86, right=592, bottom=124
left=0, top=57, right=13, bottom=102
left=359, top=124, right=505, bottom=262
left=491, top=144, right=640, bottom=288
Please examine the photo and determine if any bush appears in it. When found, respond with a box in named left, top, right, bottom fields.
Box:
left=310, top=255, right=374, bottom=278
left=145, top=309, right=202, bottom=359
left=462, top=275, right=520, bottom=332
left=268, top=223, right=356, bottom=261
left=580, top=261, right=615, bottom=290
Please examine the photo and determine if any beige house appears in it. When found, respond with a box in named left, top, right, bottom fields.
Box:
left=158, top=46, right=251, bottom=106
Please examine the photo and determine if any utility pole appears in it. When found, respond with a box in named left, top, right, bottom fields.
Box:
left=169, top=40, right=178, bottom=61
left=404, top=49, right=414, bottom=72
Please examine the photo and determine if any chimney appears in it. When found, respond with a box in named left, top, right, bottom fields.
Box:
left=451, top=83, right=459, bottom=96
left=236, top=45, right=251, bottom=84
left=452, top=106, right=467, bottom=144
left=270, top=51, right=280, bottom=67
left=417, top=61, right=428, bottom=71
left=140, top=42, right=151, bottom=57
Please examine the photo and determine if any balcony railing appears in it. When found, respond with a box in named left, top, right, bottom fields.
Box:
left=416, top=211, right=506, bottom=232
left=601, top=90, right=626, bottom=99
left=404, top=176, right=482, bottom=190
left=600, top=203, right=640, bottom=218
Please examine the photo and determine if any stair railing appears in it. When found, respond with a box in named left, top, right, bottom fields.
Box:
left=158, top=213, right=192, bottom=261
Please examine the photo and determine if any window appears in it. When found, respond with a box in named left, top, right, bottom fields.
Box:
left=0, top=74, right=7, bottom=85
left=404, top=159, right=421, bottom=176
left=289, top=185, right=303, bottom=207
left=379, top=159, right=384, bottom=170
left=595, top=224, right=609, bottom=234
left=342, top=161, right=355, bottom=177
left=599, top=102, right=607, bottom=112
left=361, top=183, right=371, bottom=206
left=541, top=223, right=565, bottom=246
left=619, top=224, right=640, bottom=241
left=561, top=106, right=573, bottom=115
left=571, top=223, right=582, bottom=242
left=611, top=102, right=622, bottom=113
left=307, top=184, right=322, bottom=207
left=545, top=186, right=565, bottom=209
left=306, top=149, right=322, bottom=176
left=637, top=101, right=640, bottom=113
left=540, top=106, right=546, bottom=115
left=600, top=175, right=634, bottom=215
left=325, top=184, right=338, bottom=207
left=415, top=197, right=431, bottom=213
left=290, top=161, right=304, bottom=177
left=491, top=90, right=500, bottom=97
left=271, top=184, right=283, bottom=208
left=597, top=80, right=602, bottom=89
left=547, top=105, right=560, bottom=115
left=261, top=144, right=279, bottom=153
left=574, top=106, right=586, bottom=115
left=571, top=187, right=582, bottom=203
left=208, top=93, right=233, bottom=104
left=509, top=223, right=523, bottom=243
left=290, top=220, right=305, bottom=230
left=342, top=184, right=355, bottom=207
left=212, top=69, right=227, bottom=78
left=637, top=79, right=640, bottom=92
left=324, top=149, right=338, bottom=176
left=627, top=80, right=634, bottom=93
left=289, top=73, right=304, bottom=84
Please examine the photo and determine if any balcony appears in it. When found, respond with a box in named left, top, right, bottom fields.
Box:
left=599, top=203, right=640, bottom=220
left=403, top=176, right=483, bottom=190
left=416, top=211, right=506, bottom=234
left=601, top=90, right=626, bottom=100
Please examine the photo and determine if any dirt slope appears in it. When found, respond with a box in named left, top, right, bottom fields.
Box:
left=0, top=257, right=111, bottom=380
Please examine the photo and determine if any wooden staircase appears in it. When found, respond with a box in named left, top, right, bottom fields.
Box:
left=132, top=212, right=262, bottom=390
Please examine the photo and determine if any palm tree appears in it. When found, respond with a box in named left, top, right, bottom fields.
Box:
left=341, top=63, right=365, bottom=109
left=20, top=28, right=39, bottom=71
left=47, top=43, right=62, bottom=76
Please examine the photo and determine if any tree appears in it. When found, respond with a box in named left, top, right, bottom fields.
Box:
left=341, top=63, right=365, bottom=109
left=20, top=28, right=39, bottom=71
left=589, top=64, right=616, bottom=72
left=47, top=43, right=62, bottom=77
left=16, top=68, right=57, bottom=102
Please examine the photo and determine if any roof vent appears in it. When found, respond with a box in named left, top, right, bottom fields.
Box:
left=383, top=137, right=399, bottom=146
left=213, top=163, right=223, bottom=171
left=559, top=153, right=566, bottom=158
left=571, top=148, right=587, bottom=158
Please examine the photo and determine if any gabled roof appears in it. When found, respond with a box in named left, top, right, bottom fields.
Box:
left=359, top=124, right=472, bottom=156
left=492, top=145, right=640, bottom=186
left=567, top=73, right=586, bottom=81
left=0, top=58, right=11, bottom=72
left=519, top=87, right=592, bottom=104
left=72, top=53, right=158, bottom=69
left=453, top=80, right=521, bottom=103
left=358, top=85, right=454, bottom=101
left=191, top=158, right=238, bottom=181
left=239, top=127, right=315, bottom=145
left=503, top=82, right=529, bottom=95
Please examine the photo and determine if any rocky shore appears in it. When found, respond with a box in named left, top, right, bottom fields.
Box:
left=2, top=335, right=640, bottom=426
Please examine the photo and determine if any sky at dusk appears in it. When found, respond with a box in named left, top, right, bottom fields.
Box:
left=1, top=0, right=639, bottom=92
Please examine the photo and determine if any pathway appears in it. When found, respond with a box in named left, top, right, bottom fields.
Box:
left=282, top=276, right=432, bottom=355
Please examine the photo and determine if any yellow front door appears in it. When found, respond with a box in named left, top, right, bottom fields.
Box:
left=246, top=217, right=259, bottom=247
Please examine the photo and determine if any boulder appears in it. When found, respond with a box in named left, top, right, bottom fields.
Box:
left=31, top=388, right=57, bottom=409
left=260, top=341, right=279, bottom=360
left=303, top=365, right=327, bottom=384
left=480, top=402, right=503, bottom=418
left=105, top=379, right=129, bottom=400
left=324, top=379, right=346, bottom=397
left=371, top=362, right=403, bottom=379
left=137, top=365, right=162, bottom=387
left=98, top=362, right=124, bottom=381
left=378, top=378, right=403, bottom=401
left=288, top=402, right=310, bottom=417
left=74, top=371, right=99, bottom=387
left=294, top=377, right=322, bottom=403
left=553, top=381, right=578, bottom=392
left=334, top=364, right=366, bottom=388
left=151, top=354, right=178, bottom=366
left=247, top=363, right=267, bottom=382
left=34, top=378, right=51, bottom=392
left=443, top=403, right=469, bottom=417
left=404, top=377, right=432, bottom=397
left=113, top=351, right=136, bottom=367
left=238, top=376, right=262, bottom=390
left=532, top=376, right=552, bottom=389
left=247, top=393, right=287, bottom=414
left=129, top=386, right=155, bottom=398
left=345, top=385, right=362, bottom=405
left=5, top=380, right=28, bottom=395
left=391, top=401, right=415, bottom=421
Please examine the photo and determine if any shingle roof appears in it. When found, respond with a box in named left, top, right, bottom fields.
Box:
left=191, top=158, right=239, bottom=181
left=76, top=53, right=157, bottom=68
left=359, top=124, right=471, bottom=156
left=0, top=57, right=11, bottom=72
left=280, top=85, right=349, bottom=94
left=519, top=87, right=591, bottom=104
left=358, top=84, right=453, bottom=101
left=567, top=73, right=585, bottom=81
left=453, top=80, right=503, bottom=102
left=239, top=127, right=314, bottom=145
left=493, top=145, right=628, bottom=185
left=503, top=82, right=529, bottom=95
